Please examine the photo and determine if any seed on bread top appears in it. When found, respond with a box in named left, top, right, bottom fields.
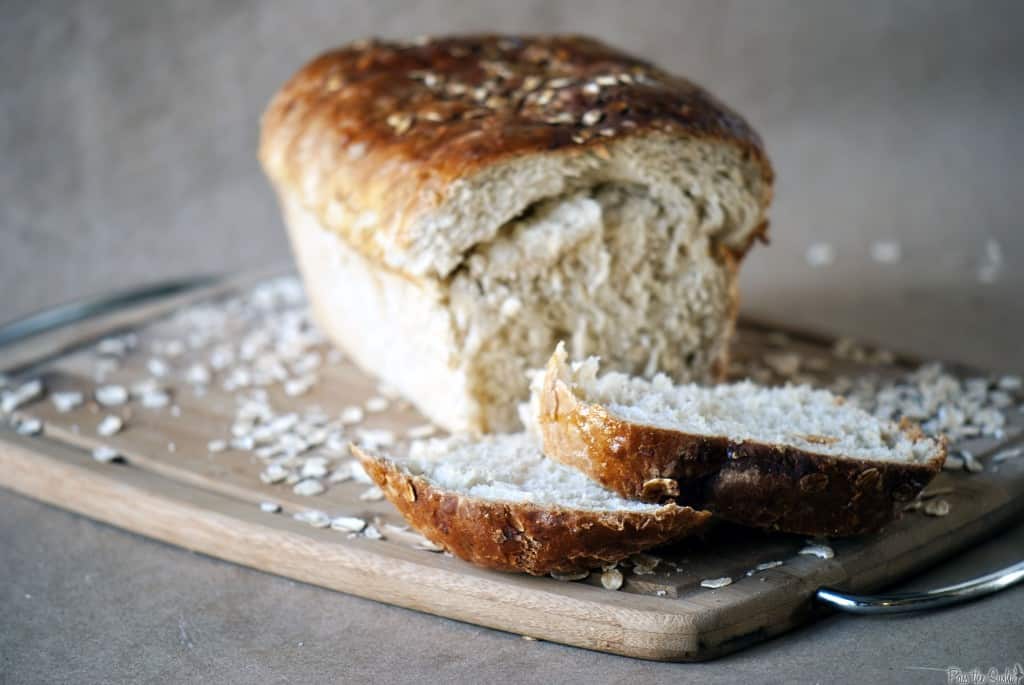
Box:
left=260, top=33, right=771, bottom=185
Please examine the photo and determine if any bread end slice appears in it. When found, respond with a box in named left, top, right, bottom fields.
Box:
left=535, top=343, right=947, bottom=537
left=352, top=441, right=710, bottom=575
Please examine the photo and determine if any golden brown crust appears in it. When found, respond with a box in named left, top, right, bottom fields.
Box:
left=352, top=446, right=711, bottom=575
left=260, top=34, right=773, bottom=270
left=536, top=357, right=947, bottom=537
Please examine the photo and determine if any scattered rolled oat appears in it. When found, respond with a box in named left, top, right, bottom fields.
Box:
left=14, top=416, right=42, bottom=436
left=340, top=406, right=364, bottom=425
left=746, top=560, right=784, bottom=576
left=550, top=571, right=589, bottom=582
left=329, top=516, right=367, bottom=533
left=91, top=445, right=121, bottom=463
left=293, top=479, right=326, bottom=496
left=207, top=439, right=227, bottom=453
left=700, top=577, right=733, bottom=589
left=840, top=362, right=1012, bottom=442
left=923, top=498, right=951, bottom=517
left=96, top=337, right=131, bottom=357
left=96, top=415, right=123, bottom=437
left=977, top=238, right=1003, bottom=284
left=365, top=396, right=389, bottom=413
left=413, top=537, right=444, bottom=552
left=359, top=486, right=384, bottom=502
left=992, top=447, right=1022, bottom=463
left=327, top=462, right=353, bottom=483
left=961, top=450, right=984, bottom=473
left=185, top=363, right=211, bottom=385
left=95, top=385, right=128, bottom=407
left=140, top=389, right=171, bottom=409
left=51, top=391, right=84, bottom=413
left=92, top=358, right=119, bottom=381
left=763, top=352, right=801, bottom=377
left=293, top=509, right=330, bottom=528
left=406, top=424, right=437, bottom=439
left=805, top=243, right=835, bottom=267
left=259, top=501, right=281, bottom=513
left=629, top=553, right=660, bottom=575
left=147, top=357, right=170, bottom=377
left=355, top=428, right=395, bottom=449
left=942, top=454, right=965, bottom=471
left=870, top=241, right=902, bottom=264
left=600, top=568, right=624, bottom=590
left=919, top=486, right=954, bottom=499
left=348, top=459, right=373, bottom=484
left=1, top=379, right=44, bottom=414
left=260, top=463, right=289, bottom=484
left=998, top=375, right=1022, bottom=392
left=300, top=457, right=329, bottom=479
left=799, top=543, right=835, bottom=560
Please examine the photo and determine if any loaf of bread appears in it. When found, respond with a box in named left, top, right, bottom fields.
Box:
left=261, top=34, right=773, bottom=433
left=531, top=344, right=946, bottom=536
left=352, top=433, right=710, bottom=575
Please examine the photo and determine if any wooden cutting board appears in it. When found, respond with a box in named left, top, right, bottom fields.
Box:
left=1, top=271, right=1022, bottom=661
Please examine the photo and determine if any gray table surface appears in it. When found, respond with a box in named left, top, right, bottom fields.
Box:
left=2, top=1, right=1023, bottom=683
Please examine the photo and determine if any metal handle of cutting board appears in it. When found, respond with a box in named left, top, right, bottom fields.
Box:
left=815, top=559, right=1024, bottom=614
left=2, top=276, right=1023, bottom=615
left=0, top=274, right=222, bottom=348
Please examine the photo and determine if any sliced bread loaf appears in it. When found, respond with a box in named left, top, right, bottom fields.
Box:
left=352, top=433, right=710, bottom=575
left=532, top=343, right=946, bottom=536
left=261, top=34, right=773, bottom=434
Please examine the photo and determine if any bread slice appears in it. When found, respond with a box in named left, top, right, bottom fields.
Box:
left=261, top=35, right=773, bottom=434
left=532, top=344, right=946, bottom=537
left=352, top=433, right=710, bottom=575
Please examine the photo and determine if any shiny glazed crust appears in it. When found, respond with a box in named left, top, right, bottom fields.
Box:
left=352, top=446, right=712, bottom=575
left=535, top=356, right=947, bottom=537
left=260, top=34, right=773, bottom=276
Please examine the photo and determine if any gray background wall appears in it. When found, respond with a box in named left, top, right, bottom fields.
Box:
left=2, top=0, right=1022, bottom=371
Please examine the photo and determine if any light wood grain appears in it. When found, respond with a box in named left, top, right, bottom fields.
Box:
left=1, top=275, right=1022, bottom=661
